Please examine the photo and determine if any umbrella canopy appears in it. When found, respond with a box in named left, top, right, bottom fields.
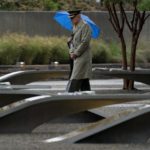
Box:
left=54, top=11, right=100, bottom=39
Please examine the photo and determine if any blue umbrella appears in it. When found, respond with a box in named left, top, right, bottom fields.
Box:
left=54, top=11, right=100, bottom=39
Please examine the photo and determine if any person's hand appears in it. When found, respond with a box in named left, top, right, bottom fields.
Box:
left=70, top=53, right=77, bottom=60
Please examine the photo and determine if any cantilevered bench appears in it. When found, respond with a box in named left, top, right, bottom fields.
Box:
left=45, top=103, right=150, bottom=143
left=0, top=93, right=149, bottom=133
left=0, top=90, right=41, bottom=107
left=0, top=83, right=52, bottom=106
left=94, top=68, right=150, bottom=85
left=0, top=70, right=69, bottom=85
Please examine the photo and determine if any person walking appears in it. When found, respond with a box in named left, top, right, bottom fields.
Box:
left=66, top=10, right=92, bottom=92
left=67, top=32, right=74, bottom=79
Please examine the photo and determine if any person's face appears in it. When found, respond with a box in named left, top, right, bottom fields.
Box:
left=71, top=14, right=81, bottom=25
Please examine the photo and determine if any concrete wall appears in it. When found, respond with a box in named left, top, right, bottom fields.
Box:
left=0, top=11, right=149, bottom=41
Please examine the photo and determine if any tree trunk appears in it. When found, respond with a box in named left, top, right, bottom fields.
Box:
left=128, top=34, right=139, bottom=90
left=120, top=34, right=129, bottom=89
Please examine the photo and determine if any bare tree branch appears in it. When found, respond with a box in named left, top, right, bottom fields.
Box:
left=120, top=3, right=132, bottom=31
left=119, top=2, right=125, bottom=32
left=107, top=3, right=120, bottom=31
left=144, top=14, right=150, bottom=22
left=141, top=11, right=146, bottom=24
left=134, top=10, right=139, bottom=34
left=132, top=0, right=139, bottom=32
left=131, top=9, right=136, bottom=30
left=112, top=3, right=121, bottom=29
left=121, top=15, right=125, bottom=32
left=137, top=11, right=141, bottom=19
left=138, top=11, right=146, bottom=35
left=106, top=4, right=118, bottom=33
left=109, top=17, right=119, bottom=33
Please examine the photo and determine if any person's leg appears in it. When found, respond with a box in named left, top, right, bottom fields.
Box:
left=66, top=79, right=81, bottom=92
left=69, top=58, right=73, bottom=79
left=80, top=78, right=91, bottom=91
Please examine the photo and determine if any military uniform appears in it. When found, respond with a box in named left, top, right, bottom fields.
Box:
left=67, top=34, right=74, bottom=79
left=67, top=20, right=92, bottom=92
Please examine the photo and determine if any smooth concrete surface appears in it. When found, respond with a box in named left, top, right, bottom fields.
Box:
left=29, top=79, right=150, bottom=92
left=0, top=84, right=52, bottom=90
left=78, top=109, right=150, bottom=143
left=89, top=104, right=144, bottom=118
left=94, top=69, right=150, bottom=85
left=0, top=79, right=148, bottom=109
left=89, top=101, right=150, bottom=118
left=0, top=11, right=149, bottom=42
left=0, top=92, right=38, bottom=107
left=45, top=104, right=150, bottom=143
left=0, top=93, right=150, bottom=133
left=0, top=70, right=69, bottom=84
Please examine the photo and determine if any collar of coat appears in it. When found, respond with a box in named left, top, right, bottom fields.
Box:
left=73, top=20, right=87, bottom=34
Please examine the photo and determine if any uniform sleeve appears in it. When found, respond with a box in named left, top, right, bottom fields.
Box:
left=74, top=24, right=91, bottom=56
left=67, top=34, right=74, bottom=53
left=69, top=43, right=74, bottom=53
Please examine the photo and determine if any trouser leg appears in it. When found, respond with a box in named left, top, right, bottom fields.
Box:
left=69, top=58, right=73, bottom=79
left=66, top=79, right=81, bottom=92
left=80, top=78, right=91, bottom=91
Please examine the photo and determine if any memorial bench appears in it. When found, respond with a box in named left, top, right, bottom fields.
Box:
left=0, top=70, right=69, bottom=85
left=45, top=102, right=150, bottom=143
left=0, top=69, right=150, bottom=142
left=94, top=68, right=150, bottom=85
left=0, top=93, right=149, bottom=133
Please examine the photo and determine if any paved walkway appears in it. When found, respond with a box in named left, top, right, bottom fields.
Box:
left=28, top=79, right=150, bottom=92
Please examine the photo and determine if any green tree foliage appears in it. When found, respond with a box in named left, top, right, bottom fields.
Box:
left=0, top=0, right=97, bottom=10
left=0, top=0, right=40, bottom=10
left=0, top=0, right=61, bottom=11
left=43, top=0, right=61, bottom=10
left=104, top=0, right=150, bottom=10
left=0, top=0, right=149, bottom=11
left=138, top=0, right=150, bottom=11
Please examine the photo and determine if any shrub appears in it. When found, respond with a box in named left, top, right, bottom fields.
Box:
left=0, top=34, right=70, bottom=65
left=47, top=36, right=69, bottom=64
left=108, top=41, right=122, bottom=63
left=0, top=34, right=149, bottom=65
left=0, top=34, right=20, bottom=65
left=91, top=39, right=111, bottom=63
left=136, top=40, right=150, bottom=63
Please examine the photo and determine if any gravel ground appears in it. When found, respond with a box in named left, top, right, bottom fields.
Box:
left=0, top=135, right=150, bottom=150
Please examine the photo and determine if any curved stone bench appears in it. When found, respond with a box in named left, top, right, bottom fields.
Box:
left=0, top=70, right=69, bottom=85
left=45, top=104, right=150, bottom=143
left=0, top=90, right=40, bottom=107
left=0, top=93, right=149, bottom=133
left=94, top=68, right=150, bottom=85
